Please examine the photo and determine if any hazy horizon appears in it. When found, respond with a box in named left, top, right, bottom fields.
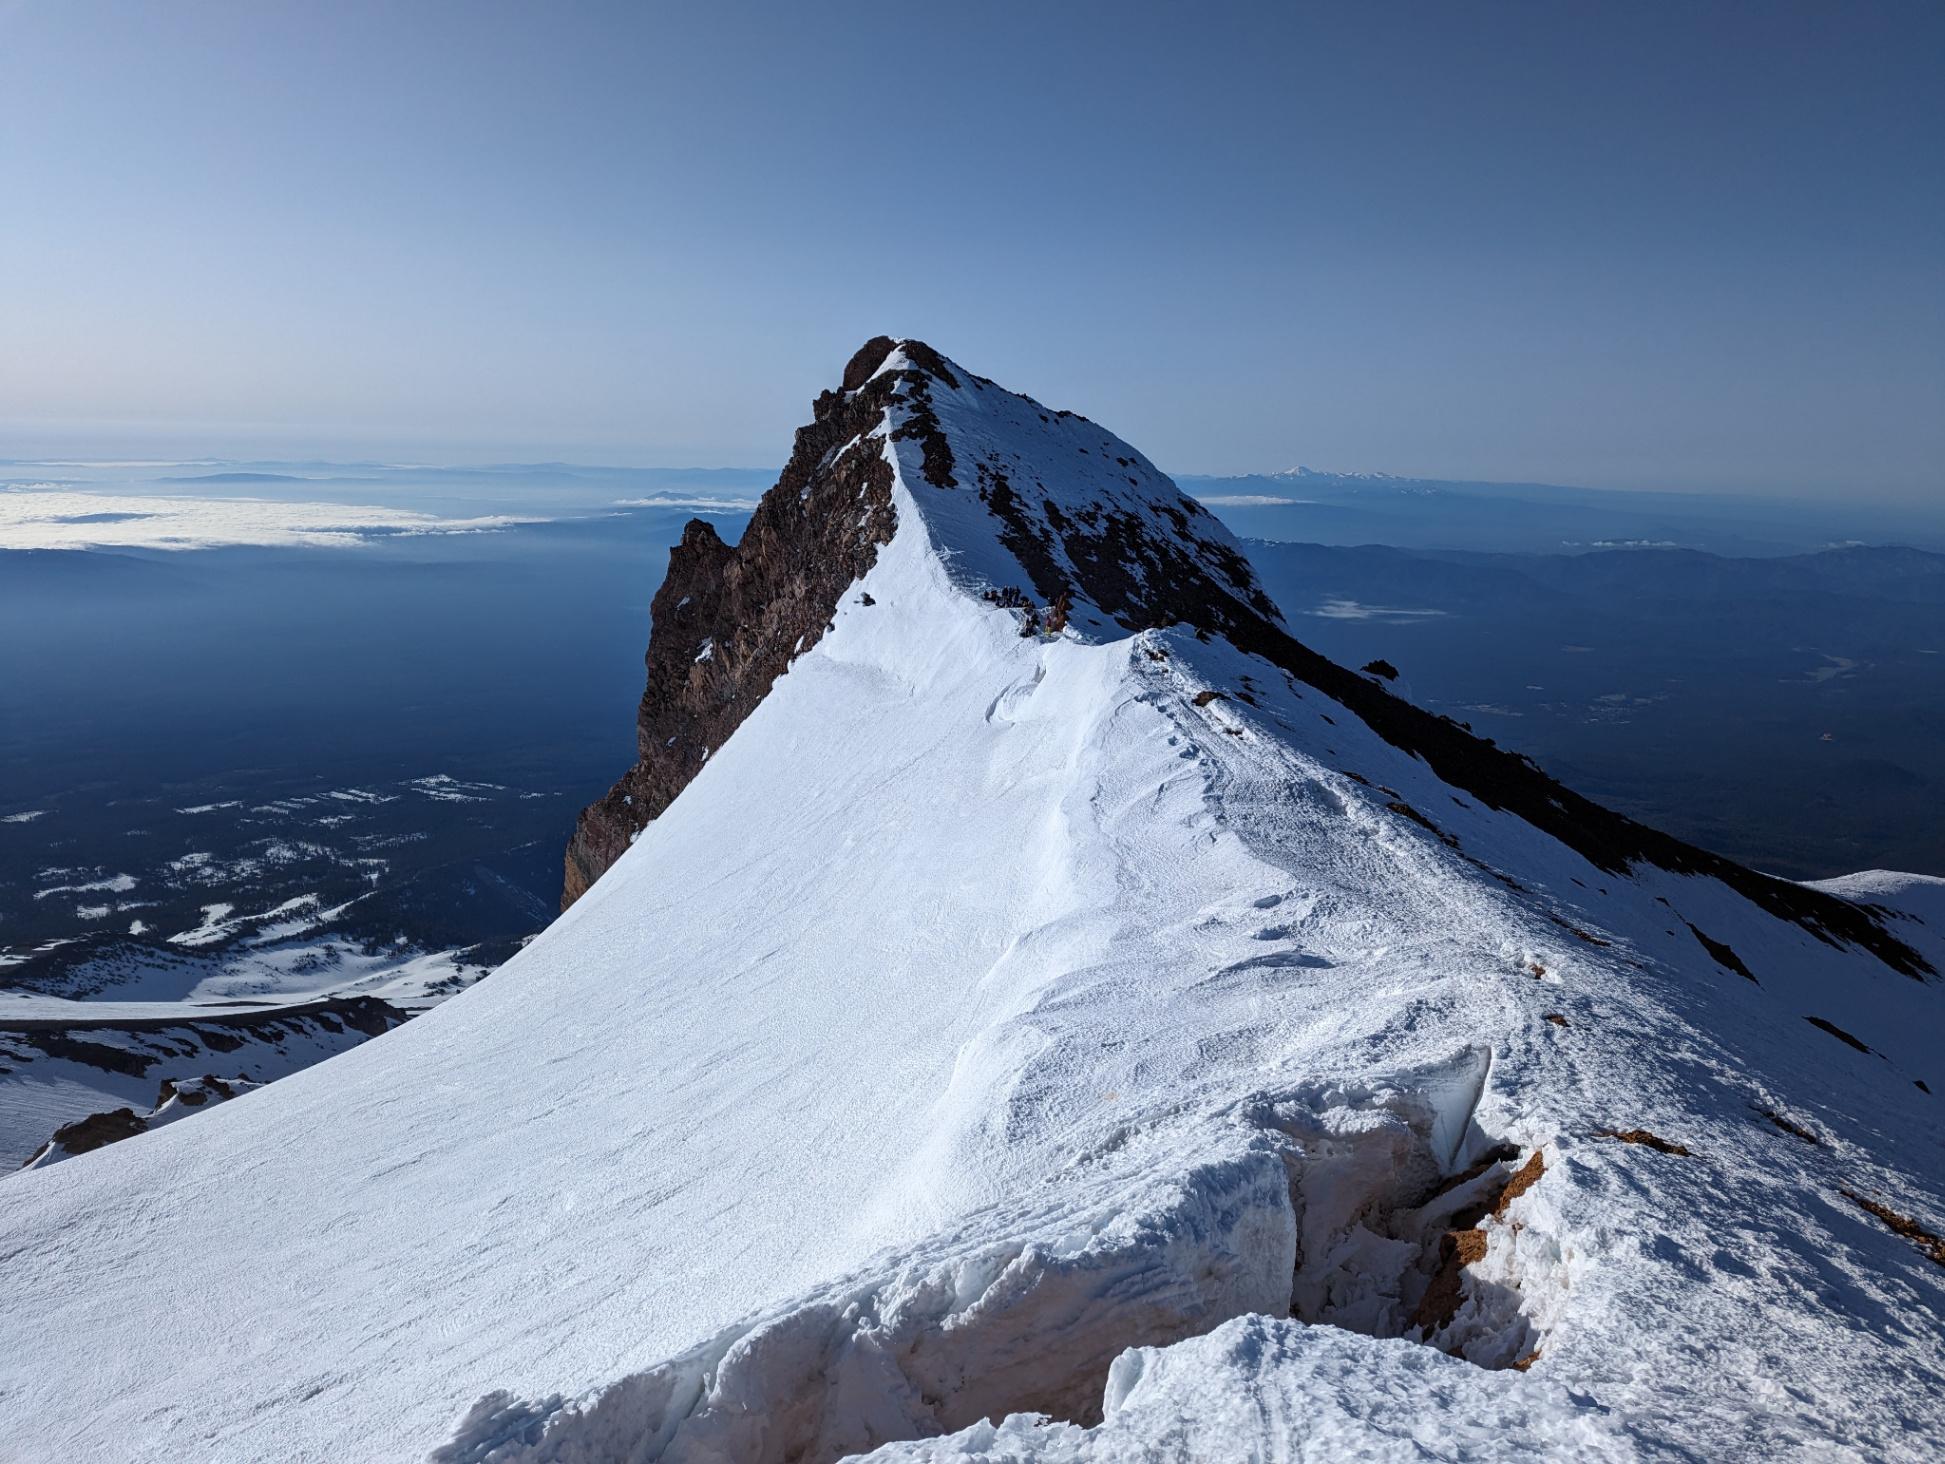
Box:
left=7, top=441, right=1945, bottom=515
left=6, top=440, right=1945, bottom=512
left=3, top=2, right=1941, bottom=496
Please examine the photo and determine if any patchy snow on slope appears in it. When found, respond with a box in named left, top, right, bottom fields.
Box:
left=0, top=932, right=498, bottom=1170
left=32, top=871, right=138, bottom=900
left=2, top=346, right=1942, bottom=1463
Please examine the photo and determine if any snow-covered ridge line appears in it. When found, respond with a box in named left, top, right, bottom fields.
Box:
left=5, top=339, right=1942, bottom=1463
left=436, top=345, right=1942, bottom=1463
left=865, top=341, right=1927, bottom=979
left=565, top=338, right=1929, bottom=983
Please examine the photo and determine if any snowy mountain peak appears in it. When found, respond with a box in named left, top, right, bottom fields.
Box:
left=1275, top=464, right=1403, bottom=481
left=563, top=338, right=1287, bottom=904
left=12, top=343, right=1941, bottom=1464
left=566, top=342, right=1932, bottom=989
left=872, top=339, right=1287, bottom=642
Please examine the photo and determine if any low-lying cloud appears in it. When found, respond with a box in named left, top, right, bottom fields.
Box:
left=1308, top=598, right=1450, bottom=622
left=614, top=495, right=760, bottom=513
left=0, top=489, right=537, bottom=551
left=1191, top=493, right=1313, bottom=508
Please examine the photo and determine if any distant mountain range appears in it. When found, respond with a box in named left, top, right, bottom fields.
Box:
left=1181, top=468, right=1945, bottom=558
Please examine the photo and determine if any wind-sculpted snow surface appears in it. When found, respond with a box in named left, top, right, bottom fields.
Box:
left=861, top=1314, right=1633, bottom=1463
left=2, top=344, right=1943, bottom=1463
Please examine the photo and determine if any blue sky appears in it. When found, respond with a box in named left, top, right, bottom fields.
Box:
left=1, top=1, right=1939, bottom=494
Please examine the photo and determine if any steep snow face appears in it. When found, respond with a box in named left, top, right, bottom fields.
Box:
left=3, top=347, right=1944, bottom=1464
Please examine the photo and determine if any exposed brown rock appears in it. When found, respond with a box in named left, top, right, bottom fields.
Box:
left=1551, top=917, right=1611, bottom=947
left=1412, top=1227, right=1491, bottom=1334
left=161, top=1078, right=209, bottom=1107
left=1191, top=689, right=1225, bottom=707
left=1417, top=1145, right=1518, bottom=1211
left=1594, top=1128, right=1691, bottom=1156
left=47, top=1107, right=147, bottom=1158
left=969, top=447, right=1282, bottom=644
left=1842, top=1189, right=1945, bottom=1268
left=891, top=358, right=958, bottom=488
left=1687, top=922, right=1758, bottom=983
left=1385, top=800, right=1460, bottom=848
left=1408, top=1148, right=1545, bottom=1338
left=1047, top=591, right=1071, bottom=636
left=157, top=1074, right=243, bottom=1111
left=1511, top=1349, right=1542, bottom=1371
left=1543, top=1013, right=1569, bottom=1027
left=841, top=336, right=897, bottom=391
left=1, top=996, right=402, bottom=1042
left=19, top=1031, right=155, bottom=1077
left=1493, top=1150, right=1546, bottom=1218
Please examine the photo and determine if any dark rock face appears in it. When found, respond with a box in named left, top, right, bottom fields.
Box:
left=1, top=995, right=405, bottom=1046
left=973, top=464, right=1280, bottom=638
left=562, top=349, right=928, bottom=907
left=841, top=336, right=898, bottom=391
left=5, top=995, right=413, bottom=1167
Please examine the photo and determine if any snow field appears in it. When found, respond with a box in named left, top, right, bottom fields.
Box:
left=1, top=350, right=1940, bottom=1461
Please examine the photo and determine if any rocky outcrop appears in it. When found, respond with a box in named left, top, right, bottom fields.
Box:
left=2, top=996, right=409, bottom=1169
left=31, top=1107, right=148, bottom=1163
left=562, top=338, right=915, bottom=907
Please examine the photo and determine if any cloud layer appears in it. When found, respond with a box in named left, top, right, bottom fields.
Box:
left=1189, top=494, right=1312, bottom=508
left=614, top=495, right=759, bottom=513
left=0, top=489, right=535, bottom=551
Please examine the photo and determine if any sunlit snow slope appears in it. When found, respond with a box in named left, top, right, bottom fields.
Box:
left=3, top=343, right=1943, bottom=1464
